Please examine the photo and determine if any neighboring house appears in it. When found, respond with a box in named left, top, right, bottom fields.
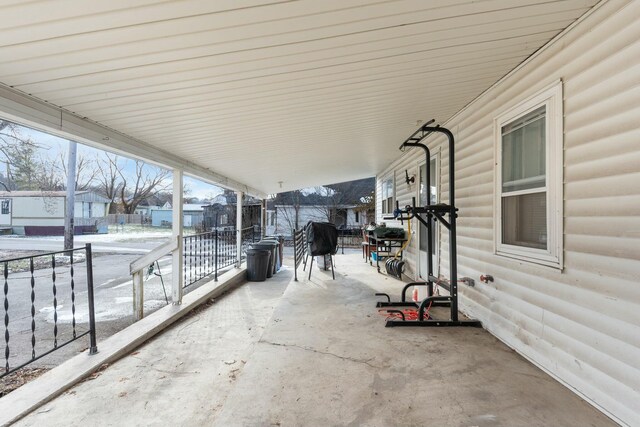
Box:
left=202, top=191, right=261, bottom=230
left=133, top=203, right=162, bottom=217
left=0, top=191, right=110, bottom=235
left=266, top=204, right=367, bottom=236
left=150, top=204, right=204, bottom=228
left=266, top=178, right=375, bottom=236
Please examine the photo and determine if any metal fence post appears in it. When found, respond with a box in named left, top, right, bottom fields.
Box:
left=214, top=228, right=219, bottom=282
left=294, top=233, right=298, bottom=282
left=85, top=244, right=98, bottom=355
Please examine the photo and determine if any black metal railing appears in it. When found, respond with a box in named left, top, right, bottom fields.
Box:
left=338, top=227, right=364, bottom=253
left=215, top=229, right=237, bottom=275
left=2, top=244, right=97, bottom=379
left=182, top=225, right=260, bottom=288
left=293, top=228, right=307, bottom=281
left=240, top=225, right=259, bottom=255
left=182, top=231, right=215, bottom=289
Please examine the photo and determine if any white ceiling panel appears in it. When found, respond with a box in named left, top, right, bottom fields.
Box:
left=0, top=0, right=598, bottom=194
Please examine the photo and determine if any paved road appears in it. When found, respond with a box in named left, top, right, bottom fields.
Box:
left=0, top=236, right=160, bottom=254
left=2, top=252, right=174, bottom=372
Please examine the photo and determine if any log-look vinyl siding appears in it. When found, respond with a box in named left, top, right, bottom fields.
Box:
left=375, top=2, right=640, bottom=425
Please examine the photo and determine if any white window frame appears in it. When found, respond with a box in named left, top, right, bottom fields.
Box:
left=494, top=81, right=563, bottom=269
left=381, top=175, right=394, bottom=215
left=1, top=199, right=9, bottom=215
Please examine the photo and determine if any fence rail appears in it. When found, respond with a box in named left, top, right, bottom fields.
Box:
left=182, top=225, right=259, bottom=289
left=107, top=213, right=145, bottom=225
left=338, top=228, right=364, bottom=252
left=2, top=244, right=97, bottom=379
left=293, top=228, right=307, bottom=281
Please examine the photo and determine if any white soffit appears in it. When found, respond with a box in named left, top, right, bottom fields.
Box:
left=0, top=0, right=597, bottom=194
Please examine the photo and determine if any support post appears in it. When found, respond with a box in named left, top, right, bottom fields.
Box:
left=236, top=191, right=243, bottom=267
left=132, top=270, right=144, bottom=320
left=64, top=141, right=77, bottom=250
left=172, top=169, right=184, bottom=304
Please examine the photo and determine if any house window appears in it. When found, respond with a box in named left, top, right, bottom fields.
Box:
left=1, top=200, right=9, bottom=215
left=355, top=211, right=359, bottom=223
left=495, top=81, right=563, bottom=268
left=381, top=177, right=394, bottom=214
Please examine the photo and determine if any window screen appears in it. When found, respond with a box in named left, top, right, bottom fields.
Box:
left=502, top=106, right=546, bottom=192
left=501, top=106, right=547, bottom=250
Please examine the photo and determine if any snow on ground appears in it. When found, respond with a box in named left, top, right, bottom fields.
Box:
left=7, top=225, right=174, bottom=243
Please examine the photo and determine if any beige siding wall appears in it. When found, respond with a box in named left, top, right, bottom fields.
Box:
left=375, top=2, right=640, bottom=425
left=12, top=197, right=64, bottom=219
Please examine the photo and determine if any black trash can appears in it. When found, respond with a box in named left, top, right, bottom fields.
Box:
left=251, top=243, right=276, bottom=278
left=264, top=240, right=280, bottom=274
left=265, top=236, right=285, bottom=270
left=246, top=249, right=271, bottom=282
left=258, top=237, right=282, bottom=274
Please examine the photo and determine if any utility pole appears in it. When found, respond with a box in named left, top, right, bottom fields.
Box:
left=64, top=141, right=77, bottom=250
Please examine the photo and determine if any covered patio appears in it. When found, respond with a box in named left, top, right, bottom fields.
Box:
left=14, top=253, right=613, bottom=426
left=0, top=1, right=638, bottom=426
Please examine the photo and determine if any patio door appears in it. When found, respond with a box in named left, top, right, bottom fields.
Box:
left=418, top=156, right=438, bottom=279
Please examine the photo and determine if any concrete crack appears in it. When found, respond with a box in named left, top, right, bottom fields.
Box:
left=259, top=339, right=379, bottom=368
left=134, top=365, right=199, bottom=376
left=176, top=315, right=202, bottom=336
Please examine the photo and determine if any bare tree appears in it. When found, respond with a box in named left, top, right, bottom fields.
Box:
left=275, top=179, right=375, bottom=232
left=95, top=154, right=122, bottom=213
left=275, top=190, right=302, bottom=234
left=311, top=186, right=336, bottom=223
left=0, top=120, right=63, bottom=192
left=0, top=120, right=39, bottom=168
left=57, top=152, right=97, bottom=190
left=318, top=179, right=376, bottom=226
left=37, top=159, right=64, bottom=191
left=3, top=142, right=40, bottom=190
left=118, top=160, right=170, bottom=214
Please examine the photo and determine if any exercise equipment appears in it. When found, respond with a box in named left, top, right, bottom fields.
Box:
left=383, top=211, right=412, bottom=279
left=375, top=121, right=482, bottom=328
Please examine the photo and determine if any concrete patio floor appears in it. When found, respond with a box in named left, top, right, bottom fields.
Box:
left=16, top=252, right=615, bottom=427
